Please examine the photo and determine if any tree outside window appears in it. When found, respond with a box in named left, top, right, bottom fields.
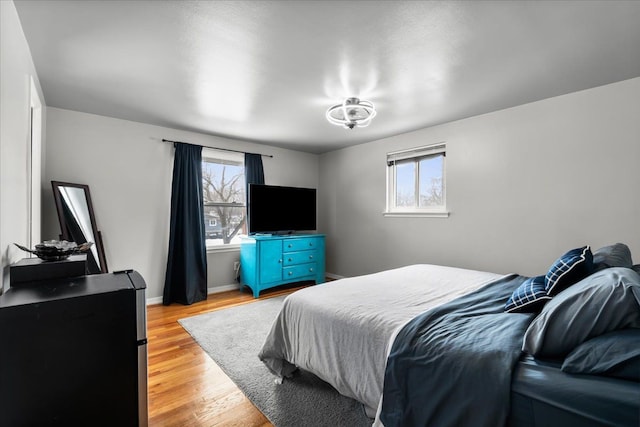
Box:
left=202, top=149, right=246, bottom=245
left=418, top=155, right=444, bottom=207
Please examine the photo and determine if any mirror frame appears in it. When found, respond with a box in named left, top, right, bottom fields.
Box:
left=51, top=181, right=108, bottom=274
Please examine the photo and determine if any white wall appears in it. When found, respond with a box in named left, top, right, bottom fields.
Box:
left=0, top=1, right=46, bottom=293
left=43, top=108, right=319, bottom=301
left=319, top=77, right=640, bottom=278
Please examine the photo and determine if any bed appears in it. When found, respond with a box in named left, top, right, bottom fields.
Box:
left=259, top=244, right=640, bottom=426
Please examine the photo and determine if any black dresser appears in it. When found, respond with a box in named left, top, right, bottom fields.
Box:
left=0, top=271, right=148, bottom=426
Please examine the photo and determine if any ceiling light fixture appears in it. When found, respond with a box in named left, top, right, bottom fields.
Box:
left=326, top=97, right=376, bottom=129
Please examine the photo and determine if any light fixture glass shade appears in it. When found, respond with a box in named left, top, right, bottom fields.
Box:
left=326, top=97, right=376, bottom=129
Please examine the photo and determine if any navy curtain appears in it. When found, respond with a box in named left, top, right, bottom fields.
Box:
left=163, top=143, right=208, bottom=305
left=244, top=152, right=265, bottom=198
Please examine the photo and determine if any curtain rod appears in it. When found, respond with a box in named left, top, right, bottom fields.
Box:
left=161, top=138, right=274, bottom=158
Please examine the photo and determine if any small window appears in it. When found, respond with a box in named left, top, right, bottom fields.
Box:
left=385, top=143, right=448, bottom=217
left=202, top=148, right=246, bottom=245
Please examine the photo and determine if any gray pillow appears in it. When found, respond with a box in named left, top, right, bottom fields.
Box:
left=561, top=329, right=640, bottom=382
left=522, top=267, right=640, bottom=358
left=592, top=243, right=633, bottom=272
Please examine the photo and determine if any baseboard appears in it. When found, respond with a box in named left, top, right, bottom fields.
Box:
left=146, top=296, right=163, bottom=305
left=208, top=283, right=242, bottom=294
left=146, top=283, right=241, bottom=305
left=146, top=275, right=344, bottom=305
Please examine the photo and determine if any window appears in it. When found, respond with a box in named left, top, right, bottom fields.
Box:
left=202, top=148, right=246, bottom=246
left=385, top=143, right=448, bottom=217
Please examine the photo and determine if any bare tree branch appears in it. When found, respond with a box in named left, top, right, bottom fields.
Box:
left=202, top=163, right=245, bottom=243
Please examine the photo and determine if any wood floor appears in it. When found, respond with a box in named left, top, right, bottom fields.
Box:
left=147, top=284, right=308, bottom=426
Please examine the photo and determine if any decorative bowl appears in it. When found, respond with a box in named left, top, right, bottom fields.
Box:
left=14, top=240, right=93, bottom=261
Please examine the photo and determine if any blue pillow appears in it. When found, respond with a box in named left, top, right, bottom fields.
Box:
left=545, top=246, right=594, bottom=296
left=505, top=275, right=550, bottom=313
left=562, top=329, right=640, bottom=382
left=592, top=243, right=633, bottom=272
left=523, top=267, right=640, bottom=358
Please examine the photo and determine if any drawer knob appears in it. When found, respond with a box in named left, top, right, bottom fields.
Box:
left=309, top=268, right=314, bottom=272
left=288, top=244, right=292, bottom=248
left=278, top=259, right=282, bottom=263
left=288, top=258, right=292, bottom=262
left=309, top=255, right=313, bottom=259
left=309, top=243, right=313, bottom=246
left=288, top=271, right=293, bottom=276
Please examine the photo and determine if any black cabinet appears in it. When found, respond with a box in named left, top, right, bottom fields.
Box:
left=0, top=271, right=147, bottom=426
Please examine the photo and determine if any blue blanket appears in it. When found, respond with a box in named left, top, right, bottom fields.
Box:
left=380, top=274, right=535, bottom=427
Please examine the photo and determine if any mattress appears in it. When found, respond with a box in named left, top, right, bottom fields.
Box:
left=259, top=264, right=504, bottom=417
left=509, top=355, right=640, bottom=427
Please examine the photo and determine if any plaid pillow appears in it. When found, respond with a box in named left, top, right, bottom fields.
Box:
left=545, top=246, right=593, bottom=296
left=505, top=275, right=550, bottom=313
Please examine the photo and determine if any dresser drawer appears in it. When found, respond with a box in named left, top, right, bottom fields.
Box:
left=283, top=263, right=317, bottom=280
left=283, top=238, right=319, bottom=252
left=283, top=250, right=318, bottom=266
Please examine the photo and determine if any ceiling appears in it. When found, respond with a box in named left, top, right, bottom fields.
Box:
left=14, top=1, right=640, bottom=154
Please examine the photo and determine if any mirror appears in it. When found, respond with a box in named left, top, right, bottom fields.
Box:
left=51, top=181, right=108, bottom=274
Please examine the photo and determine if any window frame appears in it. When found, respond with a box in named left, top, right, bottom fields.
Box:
left=202, top=148, right=246, bottom=250
left=384, top=143, right=449, bottom=218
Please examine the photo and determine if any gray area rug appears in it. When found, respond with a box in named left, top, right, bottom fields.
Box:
left=178, top=295, right=372, bottom=427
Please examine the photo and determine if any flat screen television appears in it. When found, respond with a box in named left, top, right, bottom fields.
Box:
left=248, top=184, right=317, bottom=234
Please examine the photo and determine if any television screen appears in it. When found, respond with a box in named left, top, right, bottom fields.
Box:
left=248, top=184, right=316, bottom=234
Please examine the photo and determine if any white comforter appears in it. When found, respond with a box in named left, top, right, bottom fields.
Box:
left=259, top=264, right=504, bottom=417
